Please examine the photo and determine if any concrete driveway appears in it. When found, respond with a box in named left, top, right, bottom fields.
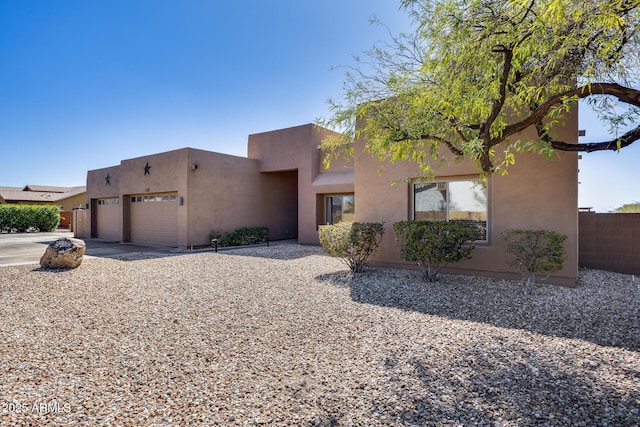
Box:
left=0, top=231, right=177, bottom=267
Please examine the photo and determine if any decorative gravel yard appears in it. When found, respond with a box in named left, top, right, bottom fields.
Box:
left=0, top=244, right=638, bottom=426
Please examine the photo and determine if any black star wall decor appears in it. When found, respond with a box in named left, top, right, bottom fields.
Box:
left=144, top=162, right=151, bottom=175
left=105, top=173, right=111, bottom=186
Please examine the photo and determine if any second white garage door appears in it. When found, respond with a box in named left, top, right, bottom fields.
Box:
left=129, top=193, right=178, bottom=246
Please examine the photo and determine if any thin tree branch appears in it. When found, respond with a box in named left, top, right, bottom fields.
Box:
left=484, top=47, right=514, bottom=138
left=450, top=119, right=470, bottom=143
left=542, top=125, right=640, bottom=152
left=496, top=83, right=640, bottom=146
left=515, top=0, right=537, bottom=26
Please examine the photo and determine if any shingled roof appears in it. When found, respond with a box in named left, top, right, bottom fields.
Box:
left=0, top=185, right=86, bottom=204
left=22, top=185, right=74, bottom=193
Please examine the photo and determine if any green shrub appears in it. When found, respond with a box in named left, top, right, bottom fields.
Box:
left=0, top=205, right=17, bottom=232
left=209, top=230, right=231, bottom=246
left=15, top=205, right=32, bottom=232
left=394, top=220, right=477, bottom=282
left=318, top=221, right=385, bottom=273
left=502, top=229, right=567, bottom=295
left=32, top=205, right=61, bottom=232
left=0, top=204, right=60, bottom=233
left=209, top=226, right=269, bottom=247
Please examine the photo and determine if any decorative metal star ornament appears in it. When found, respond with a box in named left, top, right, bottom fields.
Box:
left=105, top=173, right=111, bottom=186
left=144, top=162, right=151, bottom=175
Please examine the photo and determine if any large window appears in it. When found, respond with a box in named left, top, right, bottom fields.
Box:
left=413, top=179, right=487, bottom=241
left=325, top=195, right=354, bottom=225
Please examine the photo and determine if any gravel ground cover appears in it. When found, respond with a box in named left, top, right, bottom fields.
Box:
left=0, top=244, right=638, bottom=426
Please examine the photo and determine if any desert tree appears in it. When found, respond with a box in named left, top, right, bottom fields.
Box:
left=319, top=0, right=640, bottom=175
left=615, top=201, right=640, bottom=212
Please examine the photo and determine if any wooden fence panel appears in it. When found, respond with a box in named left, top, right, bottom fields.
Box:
left=59, top=211, right=71, bottom=228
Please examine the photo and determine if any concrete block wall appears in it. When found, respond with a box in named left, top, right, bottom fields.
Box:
left=579, top=212, right=640, bottom=275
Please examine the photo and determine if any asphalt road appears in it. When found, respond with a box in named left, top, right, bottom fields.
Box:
left=0, top=231, right=177, bottom=267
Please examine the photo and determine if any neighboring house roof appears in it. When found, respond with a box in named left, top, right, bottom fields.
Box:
left=0, top=185, right=86, bottom=204
left=56, top=186, right=86, bottom=199
left=23, top=185, right=76, bottom=193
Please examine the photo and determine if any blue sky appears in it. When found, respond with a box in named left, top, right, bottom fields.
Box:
left=0, top=1, right=637, bottom=212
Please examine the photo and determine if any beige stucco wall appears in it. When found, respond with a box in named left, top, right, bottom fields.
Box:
left=183, top=148, right=299, bottom=246
left=258, top=171, right=299, bottom=240
left=85, top=124, right=355, bottom=247
left=86, top=166, right=121, bottom=200
left=248, top=124, right=354, bottom=244
left=58, top=193, right=86, bottom=211
left=119, top=150, right=188, bottom=196
left=86, top=165, right=124, bottom=240
left=82, top=115, right=577, bottom=285
left=86, top=147, right=303, bottom=247
left=354, top=112, right=578, bottom=285
left=73, top=209, right=90, bottom=239
left=120, top=149, right=189, bottom=245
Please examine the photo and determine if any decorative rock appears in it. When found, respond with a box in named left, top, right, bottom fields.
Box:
left=40, top=237, right=86, bottom=269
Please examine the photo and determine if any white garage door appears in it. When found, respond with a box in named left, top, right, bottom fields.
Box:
left=129, top=193, right=178, bottom=246
left=96, top=198, right=120, bottom=240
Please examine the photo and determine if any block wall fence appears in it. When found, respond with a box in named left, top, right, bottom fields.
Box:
left=579, top=211, right=640, bottom=275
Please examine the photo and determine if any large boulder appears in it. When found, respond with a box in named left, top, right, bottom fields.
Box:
left=40, top=237, right=86, bottom=269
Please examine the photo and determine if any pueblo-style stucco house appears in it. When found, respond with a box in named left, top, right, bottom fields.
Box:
left=79, top=113, right=578, bottom=285
left=79, top=125, right=351, bottom=248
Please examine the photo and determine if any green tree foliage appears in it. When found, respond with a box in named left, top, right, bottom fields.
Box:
left=0, top=205, right=60, bottom=232
left=394, top=220, right=476, bottom=282
left=502, top=229, right=567, bottom=295
left=615, top=201, right=640, bottom=212
left=318, top=221, right=385, bottom=273
left=320, top=0, right=640, bottom=175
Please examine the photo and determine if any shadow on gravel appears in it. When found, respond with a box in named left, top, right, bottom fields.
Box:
left=30, top=267, right=77, bottom=273
left=315, top=267, right=640, bottom=352
left=383, top=349, right=640, bottom=425
left=79, top=240, right=181, bottom=262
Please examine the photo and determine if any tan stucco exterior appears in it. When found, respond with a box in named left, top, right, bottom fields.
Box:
left=247, top=124, right=354, bottom=244
left=81, top=116, right=578, bottom=284
left=58, top=193, right=86, bottom=212
left=354, top=109, right=578, bottom=285
left=82, top=127, right=353, bottom=248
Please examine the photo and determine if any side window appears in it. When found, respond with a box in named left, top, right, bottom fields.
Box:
left=413, top=179, right=487, bottom=241
left=325, top=195, right=355, bottom=225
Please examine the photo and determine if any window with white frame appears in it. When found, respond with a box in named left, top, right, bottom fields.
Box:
left=413, top=179, right=488, bottom=241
